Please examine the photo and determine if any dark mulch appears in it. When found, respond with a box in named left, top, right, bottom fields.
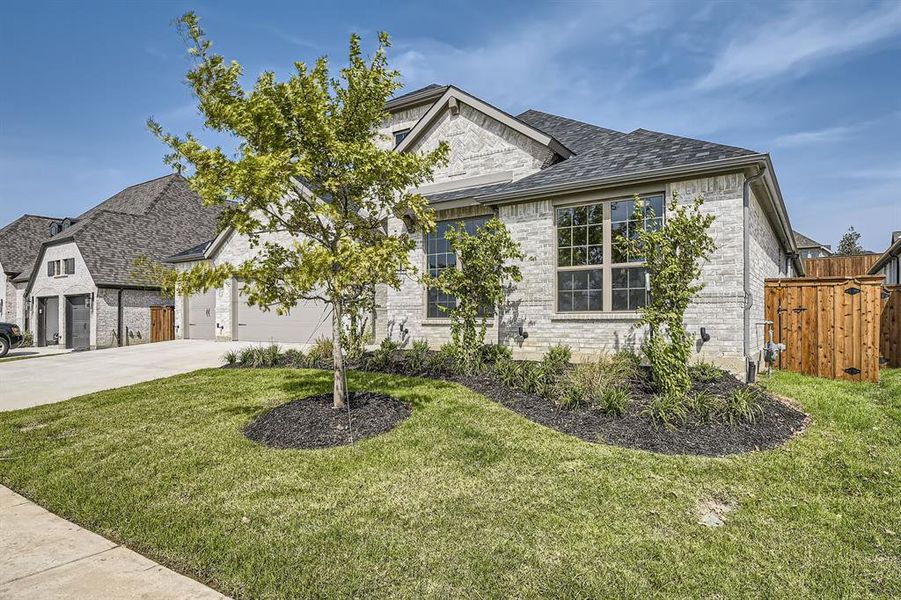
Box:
left=460, top=372, right=808, bottom=457
left=355, top=355, right=808, bottom=458
left=244, top=391, right=411, bottom=449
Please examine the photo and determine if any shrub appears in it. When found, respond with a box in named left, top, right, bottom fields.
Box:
left=238, top=346, right=256, bottom=365
left=283, top=348, right=306, bottom=367
left=542, top=344, right=572, bottom=376
left=406, top=340, right=429, bottom=373
left=724, top=387, right=763, bottom=425
left=426, top=343, right=456, bottom=374
left=617, top=192, right=716, bottom=398
left=21, top=331, right=34, bottom=348
left=480, top=343, right=512, bottom=364
left=223, top=349, right=238, bottom=366
left=305, top=337, right=334, bottom=368
left=493, top=356, right=519, bottom=387
left=687, top=390, right=720, bottom=423
left=424, top=218, right=526, bottom=374
left=689, top=361, right=723, bottom=384
left=643, top=392, right=688, bottom=429
left=518, top=362, right=544, bottom=394
left=369, top=337, right=400, bottom=370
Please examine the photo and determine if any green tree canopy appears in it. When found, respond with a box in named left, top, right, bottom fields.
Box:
left=425, top=218, right=526, bottom=373
left=618, top=193, right=716, bottom=398
left=148, top=13, right=449, bottom=408
left=836, top=227, right=865, bottom=256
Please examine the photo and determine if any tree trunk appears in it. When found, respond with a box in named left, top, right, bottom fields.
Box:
left=332, top=301, right=348, bottom=409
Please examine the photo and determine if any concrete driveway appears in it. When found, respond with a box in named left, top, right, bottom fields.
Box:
left=0, top=340, right=307, bottom=412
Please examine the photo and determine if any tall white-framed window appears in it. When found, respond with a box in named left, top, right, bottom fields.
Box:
left=555, top=193, right=664, bottom=313
left=424, top=216, right=491, bottom=318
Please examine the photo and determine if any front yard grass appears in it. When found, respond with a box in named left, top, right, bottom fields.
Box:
left=1, top=368, right=899, bottom=598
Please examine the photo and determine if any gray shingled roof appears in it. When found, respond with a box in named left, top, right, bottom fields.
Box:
left=0, top=215, right=62, bottom=276
left=793, top=230, right=827, bottom=249
left=385, top=83, right=448, bottom=111
left=27, top=174, right=223, bottom=288
left=489, top=118, right=758, bottom=198
left=166, top=239, right=212, bottom=262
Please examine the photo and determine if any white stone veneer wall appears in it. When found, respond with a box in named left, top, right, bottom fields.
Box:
left=95, top=288, right=172, bottom=349
left=384, top=173, right=791, bottom=373
left=408, top=104, right=555, bottom=186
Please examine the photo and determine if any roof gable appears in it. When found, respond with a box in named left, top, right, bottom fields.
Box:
left=0, top=214, right=62, bottom=275
left=394, top=86, right=574, bottom=159
left=23, top=174, right=224, bottom=291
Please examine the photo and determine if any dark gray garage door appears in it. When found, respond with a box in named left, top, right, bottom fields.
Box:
left=235, top=297, right=331, bottom=344
left=186, top=289, right=217, bottom=340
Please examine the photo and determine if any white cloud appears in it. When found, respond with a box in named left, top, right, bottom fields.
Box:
left=696, top=1, right=901, bottom=90
left=773, top=125, right=857, bottom=147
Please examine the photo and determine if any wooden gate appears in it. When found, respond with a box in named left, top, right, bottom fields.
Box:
left=765, top=276, right=884, bottom=382
left=882, top=285, right=901, bottom=368
left=150, top=306, right=175, bottom=343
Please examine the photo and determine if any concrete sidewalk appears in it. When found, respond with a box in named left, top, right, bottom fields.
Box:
left=0, top=486, right=227, bottom=599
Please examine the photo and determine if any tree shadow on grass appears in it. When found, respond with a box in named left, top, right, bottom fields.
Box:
left=272, top=368, right=459, bottom=411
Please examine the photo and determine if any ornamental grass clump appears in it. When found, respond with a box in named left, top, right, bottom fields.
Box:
left=554, top=352, right=638, bottom=413
left=724, top=387, right=764, bottom=425
left=689, top=361, right=724, bottom=384
left=405, top=340, right=430, bottom=373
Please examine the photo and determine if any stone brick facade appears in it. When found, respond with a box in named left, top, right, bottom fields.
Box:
left=408, top=104, right=554, bottom=186
left=384, top=173, right=793, bottom=373
left=95, top=288, right=172, bottom=349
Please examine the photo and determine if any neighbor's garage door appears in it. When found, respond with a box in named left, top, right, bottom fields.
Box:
left=186, top=289, right=217, bottom=340
left=235, top=297, right=331, bottom=344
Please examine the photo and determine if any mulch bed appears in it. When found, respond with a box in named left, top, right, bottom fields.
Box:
left=458, top=372, right=808, bottom=457
left=357, top=356, right=808, bottom=458
left=244, top=391, right=411, bottom=449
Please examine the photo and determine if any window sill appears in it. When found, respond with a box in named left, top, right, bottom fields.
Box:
left=422, top=318, right=495, bottom=327
left=550, top=312, right=642, bottom=321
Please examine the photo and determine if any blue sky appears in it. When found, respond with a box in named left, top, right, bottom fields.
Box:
left=2, top=0, right=900, bottom=251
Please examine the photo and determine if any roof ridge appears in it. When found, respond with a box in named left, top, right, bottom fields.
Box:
left=628, top=128, right=757, bottom=154
left=142, top=173, right=180, bottom=215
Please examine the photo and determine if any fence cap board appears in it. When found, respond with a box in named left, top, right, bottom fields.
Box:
left=765, top=275, right=886, bottom=286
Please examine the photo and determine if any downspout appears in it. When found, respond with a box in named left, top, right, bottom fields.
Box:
left=117, top=288, right=125, bottom=347
left=743, top=165, right=767, bottom=381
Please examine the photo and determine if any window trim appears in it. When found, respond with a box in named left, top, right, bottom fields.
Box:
left=63, top=258, right=75, bottom=275
left=393, top=128, right=411, bottom=146
left=553, top=192, right=664, bottom=314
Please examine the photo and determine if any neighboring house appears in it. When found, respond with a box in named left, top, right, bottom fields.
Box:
left=868, top=230, right=901, bottom=285
left=0, top=215, right=66, bottom=327
left=168, top=84, right=803, bottom=376
left=9, top=174, right=222, bottom=350
left=793, top=230, right=832, bottom=260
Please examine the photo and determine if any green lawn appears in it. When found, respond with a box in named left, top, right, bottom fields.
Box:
left=1, top=368, right=899, bottom=598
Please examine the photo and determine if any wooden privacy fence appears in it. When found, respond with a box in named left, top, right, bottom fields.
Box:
left=882, top=285, right=901, bottom=368
left=150, top=306, right=175, bottom=343
left=765, top=276, right=884, bottom=382
left=803, top=254, right=880, bottom=277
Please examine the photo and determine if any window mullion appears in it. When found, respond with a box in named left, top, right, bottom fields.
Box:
left=603, top=202, right=612, bottom=312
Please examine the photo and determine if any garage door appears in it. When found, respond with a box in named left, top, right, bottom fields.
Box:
left=235, top=297, right=331, bottom=344
left=186, top=289, right=216, bottom=340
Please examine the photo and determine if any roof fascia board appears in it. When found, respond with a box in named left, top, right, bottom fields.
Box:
left=479, top=155, right=769, bottom=204
left=385, top=86, right=447, bottom=112
left=204, top=227, right=234, bottom=259
left=868, top=236, right=901, bottom=273
left=416, top=171, right=514, bottom=196
left=758, top=155, right=805, bottom=276
left=394, top=86, right=574, bottom=158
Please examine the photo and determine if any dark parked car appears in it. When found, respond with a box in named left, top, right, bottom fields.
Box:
left=0, top=322, right=24, bottom=357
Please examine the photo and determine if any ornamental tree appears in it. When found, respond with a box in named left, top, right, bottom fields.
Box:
left=617, top=193, right=716, bottom=398
left=836, top=226, right=865, bottom=256
left=149, top=13, right=448, bottom=408
left=424, top=217, right=526, bottom=373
